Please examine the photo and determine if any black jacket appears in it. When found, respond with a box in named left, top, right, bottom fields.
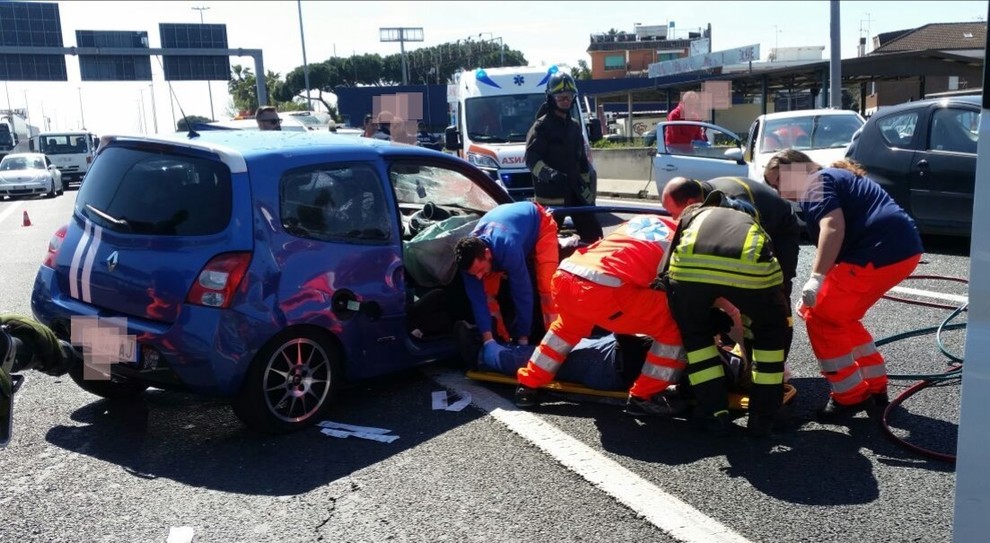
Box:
left=702, top=177, right=800, bottom=294
left=525, top=111, right=591, bottom=205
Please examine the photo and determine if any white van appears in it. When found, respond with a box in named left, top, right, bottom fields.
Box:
left=443, top=65, right=602, bottom=201
left=30, top=131, right=97, bottom=187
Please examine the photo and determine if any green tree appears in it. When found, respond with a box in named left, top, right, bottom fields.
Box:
left=571, top=60, right=592, bottom=80
left=227, top=65, right=300, bottom=115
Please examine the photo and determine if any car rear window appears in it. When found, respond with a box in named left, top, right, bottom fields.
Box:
left=75, top=146, right=233, bottom=236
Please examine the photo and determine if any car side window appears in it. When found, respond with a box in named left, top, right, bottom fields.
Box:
left=876, top=112, right=919, bottom=148
left=280, top=163, right=391, bottom=243
left=929, top=108, right=979, bottom=154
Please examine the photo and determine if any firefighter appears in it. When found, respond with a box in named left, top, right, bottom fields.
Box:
left=764, top=151, right=924, bottom=422
left=659, top=192, right=790, bottom=437
left=525, top=71, right=602, bottom=243
left=515, top=215, right=686, bottom=417
left=454, top=201, right=559, bottom=356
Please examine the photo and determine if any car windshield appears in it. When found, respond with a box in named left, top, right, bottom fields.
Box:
left=762, top=114, right=864, bottom=152
left=465, top=94, right=547, bottom=143
left=288, top=114, right=323, bottom=127
left=0, top=156, right=44, bottom=170
left=39, top=135, right=91, bottom=155
left=389, top=163, right=501, bottom=212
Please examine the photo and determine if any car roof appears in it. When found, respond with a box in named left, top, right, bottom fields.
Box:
left=758, top=108, right=863, bottom=121
left=1, top=152, right=45, bottom=160
left=872, top=95, right=982, bottom=116
left=99, top=131, right=457, bottom=174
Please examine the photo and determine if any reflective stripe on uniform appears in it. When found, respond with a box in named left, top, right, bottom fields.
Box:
left=558, top=260, right=624, bottom=287
left=688, top=364, right=725, bottom=386
left=535, top=196, right=566, bottom=206
left=541, top=330, right=572, bottom=355
left=649, top=341, right=685, bottom=361
left=532, top=161, right=547, bottom=178
left=818, top=353, right=855, bottom=373
left=666, top=267, right=782, bottom=289
left=752, top=367, right=784, bottom=385
left=852, top=342, right=879, bottom=359
left=830, top=370, right=864, bottom=394
left=860, top=363, right=887, bottom=380
left=640, top=360, right=682, bottom=382
left=528, top=349, right=563, bottom=374
left=686, top=345, right=720, bottom=364
left=752, top=348, right=785, bottom=364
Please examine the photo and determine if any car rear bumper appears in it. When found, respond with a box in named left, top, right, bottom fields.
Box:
left=31, top=266, right=265, bottom=397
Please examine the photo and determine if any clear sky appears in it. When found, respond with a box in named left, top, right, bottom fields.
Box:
left=3, top=0, right=985, bottom=134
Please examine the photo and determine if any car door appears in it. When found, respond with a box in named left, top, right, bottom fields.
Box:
left=653, top=121, right=746, bottom=195
left=910, top=105, right=979, bottom=234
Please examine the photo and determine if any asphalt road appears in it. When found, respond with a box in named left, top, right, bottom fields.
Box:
left=0, top=192, right=971, bottom=543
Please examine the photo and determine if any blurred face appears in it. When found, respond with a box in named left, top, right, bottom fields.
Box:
left=553, top=92, right=575, bottom=109
left=467, top=248, right=493, bottom=280
left=257, top=114, right=282, bottom=131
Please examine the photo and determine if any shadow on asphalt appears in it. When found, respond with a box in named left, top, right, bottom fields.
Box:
left=43, top=368, right=484, bottom=496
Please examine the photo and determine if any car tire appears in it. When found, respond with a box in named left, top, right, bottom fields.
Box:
left=231, top=328, right=341, bottom=434
left=68, top=360, right=149, bottom=400
left=57, top=180, right=64, bottom=196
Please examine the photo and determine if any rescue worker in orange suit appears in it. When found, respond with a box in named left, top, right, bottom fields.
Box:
left=764, top=150, right=924, bottom=422
left=664, top=90, right=706, bottom=153
left=525, top=71, right=603, bottom=243
left=661, top=175, right=801, bottom=356
left=659, top=192, right=789, bottom=437
left=454, top=201, right=559, bottom=359
left=515, top=215, right=687, bottom=417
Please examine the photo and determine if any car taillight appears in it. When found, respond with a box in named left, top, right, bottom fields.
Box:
left=185, top=252, right=252, bottom=309
left=42, top=225, right=68, bottom=268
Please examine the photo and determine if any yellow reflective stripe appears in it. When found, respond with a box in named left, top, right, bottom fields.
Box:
left=831, top=370, right=864, bottom=394
left=649, top=341, right=685, bottom=361
left=671, top=252, right=781, bottom=274
left=819, top=353, right=855, bottom=373
left=532, top=161, right=547, bottom=178
left=725, top=177, right=761, bottom=224
left=640, top=360, right=682, bottom=382
left=559, top=260, right=624, bottom=287
left=860, top=363, right=887, bottom=379
left=688, top=364, right=725, bottom=386
left=667, top=268, right=783, bottom=289
left=686, top=345, right=720, bottom=363
left=852, top=342, right=879, bottom=359
left=535, top=196, right=566, bottom=206
left=752, top=368, right=784, bottom=385
left=752, top=349, right=785, bottom=363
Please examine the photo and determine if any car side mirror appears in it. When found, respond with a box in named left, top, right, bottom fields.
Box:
left=724, top=148, right=744, bottom=163
left=444, top=126, right=462, bottom=151
left=588, top=119, right=603, bottom=142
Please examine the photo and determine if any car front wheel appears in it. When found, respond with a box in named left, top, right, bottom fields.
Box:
left=46, top=180, right=57, bottom=198
left=231, top=329, right=341, bottom=434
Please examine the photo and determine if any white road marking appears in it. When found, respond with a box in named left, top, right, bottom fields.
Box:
left=428, top=369, right=753, bottom=543
left=0, top=201, right=21, bottom=224
left=888, top=285, right=968, bottom=304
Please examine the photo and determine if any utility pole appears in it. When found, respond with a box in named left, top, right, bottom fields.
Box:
left=860, top=12, right=875, bottom=54
left=192, top=5, right=216, bottom=120
left=77, top=87, right=85, bottom=129
left=297, top=0, right=311, bottom=110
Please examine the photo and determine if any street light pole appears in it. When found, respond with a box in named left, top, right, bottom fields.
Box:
left=297, top=0, right=311, bottom=110
left=77, top=87, right=85, bottom=129
left=192, top=6, right=216, bottom=120
left=477, top=33, right=504, bottom=66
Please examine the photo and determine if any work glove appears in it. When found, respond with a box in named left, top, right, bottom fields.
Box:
left=482, top=339, right=509, bottom=368
left=801, top=273, right=825, bottom=308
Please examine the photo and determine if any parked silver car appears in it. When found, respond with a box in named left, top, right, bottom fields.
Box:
left=0, top=152, right=64, bottom=198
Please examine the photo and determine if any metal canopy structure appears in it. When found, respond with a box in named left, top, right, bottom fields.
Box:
left=584, top=50, right=984, bottom=112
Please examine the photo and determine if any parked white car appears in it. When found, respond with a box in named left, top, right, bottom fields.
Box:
left=651, top=109, right=866, bottom=198
left=742, top=109, right=866, bottom=180
left=0, top=152, right=64, bottom=198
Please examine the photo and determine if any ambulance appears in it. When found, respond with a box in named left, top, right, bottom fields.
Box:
left=443, top=65, right=602, bottom=201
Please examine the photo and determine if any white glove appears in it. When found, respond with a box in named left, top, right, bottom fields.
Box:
left=801, top=273, right=825, bottom=308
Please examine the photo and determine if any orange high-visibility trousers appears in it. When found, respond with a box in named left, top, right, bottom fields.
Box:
left=803, top=254, right=921, bottom=405
left=517, top=270, right=684, bottom=399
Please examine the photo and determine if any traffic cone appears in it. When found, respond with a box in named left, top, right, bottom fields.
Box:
left=22, top=210, right=31, bottom=227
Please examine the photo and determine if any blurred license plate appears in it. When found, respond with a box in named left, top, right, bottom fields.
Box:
left=70, top=316, right=138, bottom=364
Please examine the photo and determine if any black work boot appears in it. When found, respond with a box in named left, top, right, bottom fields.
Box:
left=624, top=392, right=689, bottom=418
left=747, top=411, right=775, bottom=438
left=816, top=396, right=876, bottom=423
left=693, top=410, right=733, bottom=437
left=747, top=384, right=784, bottom=438
left=453, top=321, right=482, bottom=371
left=514, top=385, right=540, bottom=408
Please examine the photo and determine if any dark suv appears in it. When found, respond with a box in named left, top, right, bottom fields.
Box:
left=845, top=95, right=979, bottom=236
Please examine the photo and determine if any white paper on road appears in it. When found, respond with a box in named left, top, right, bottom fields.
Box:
left=431, top=390, right=473, bottom=412
left=320, top=427, right=400, bottom=443
left=317, top=420, right=392, bottom=434
left=166, top=526, right=194, bottom=543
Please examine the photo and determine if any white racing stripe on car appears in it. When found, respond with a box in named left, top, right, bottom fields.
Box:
left=68, top=221, right=92, bottom=300
left=428, top=369, right=754, bottom=543
left=79, top=224, right=102, bottom=303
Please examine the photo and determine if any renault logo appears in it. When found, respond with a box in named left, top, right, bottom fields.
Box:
left=106, top=251, right=119, bottom=273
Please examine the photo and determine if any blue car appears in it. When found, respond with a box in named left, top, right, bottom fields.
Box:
left=31, top=130, right=513, bottom=433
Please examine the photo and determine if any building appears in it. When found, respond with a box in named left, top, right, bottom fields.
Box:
left=587, top=23, right=712, bottom=79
